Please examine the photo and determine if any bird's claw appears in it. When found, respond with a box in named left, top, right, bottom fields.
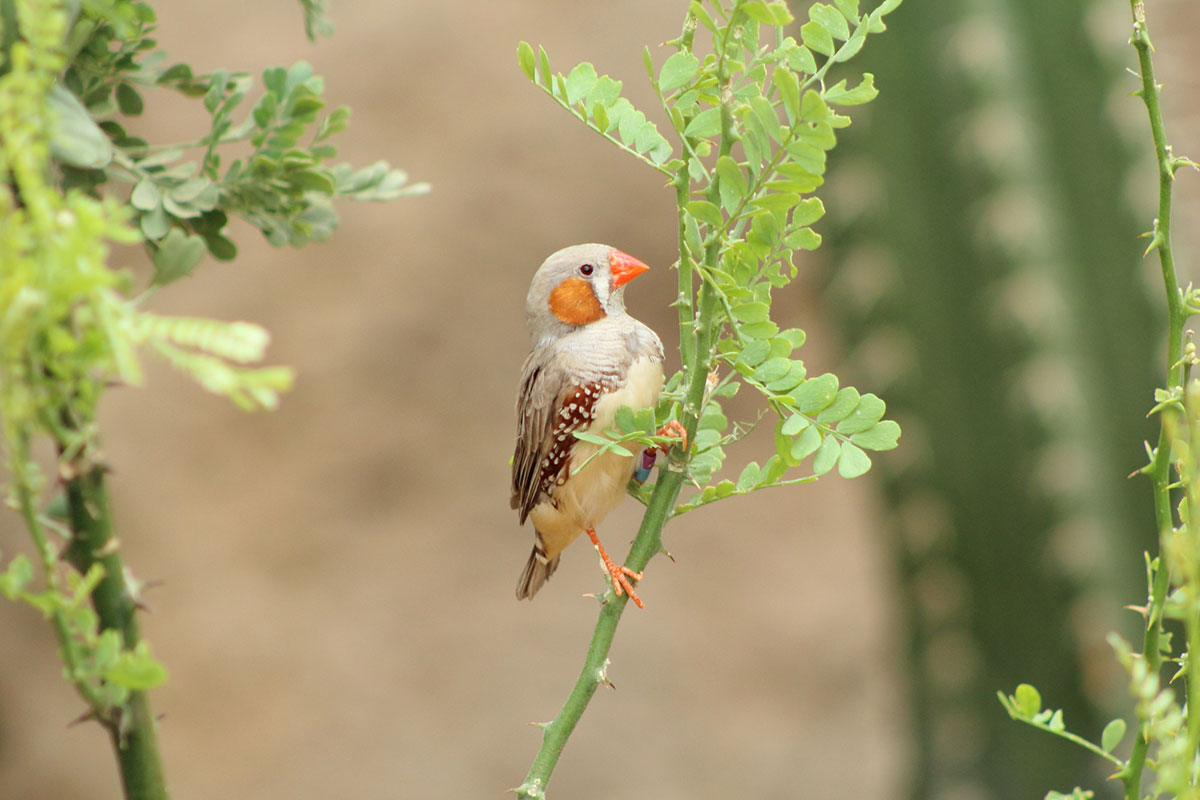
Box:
left=656, top=420, right=688, bottom=453
left=586, top=525, right=646, bottom=609
left=607, top=562, right=644, bottom=609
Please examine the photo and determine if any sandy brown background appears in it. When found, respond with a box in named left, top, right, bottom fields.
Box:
left=1, top=2, right=1198, bottom=798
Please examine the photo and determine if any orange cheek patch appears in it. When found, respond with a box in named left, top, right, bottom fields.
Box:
left=548, top=276, right=606, bottom=326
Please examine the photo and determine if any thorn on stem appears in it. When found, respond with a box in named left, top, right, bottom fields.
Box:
left=1125, top=604, right=1150, bottom=619
left=512, top=779, right=546, bottom=799
left=67, top=709, right=97, bottom=727
left=596, top=658, right=615, bottom=689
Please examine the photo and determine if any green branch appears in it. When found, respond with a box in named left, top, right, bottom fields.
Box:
left=513, top=463, right=687, bottom=800
left=63, top=465, right=169, bottom=800
left=512, top=2, right=903, bottom=795
left=11, top=444, right=110, bottom=717
left=1122, top=3, right=1186, bottom=798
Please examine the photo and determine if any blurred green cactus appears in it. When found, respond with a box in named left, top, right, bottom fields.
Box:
left=823, top=1, right=1159, bottom=796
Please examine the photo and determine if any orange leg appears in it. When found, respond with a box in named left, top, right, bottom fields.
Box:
left=656, top=420, right=688, bottom=453
left=586, top=526, right=645, bottom=609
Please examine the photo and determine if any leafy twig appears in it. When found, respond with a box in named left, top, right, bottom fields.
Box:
left=1121, top=3, right=1187, bottom=797
left=512, top=1, right=903, bottom=796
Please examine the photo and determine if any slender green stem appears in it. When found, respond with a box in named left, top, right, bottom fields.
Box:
left=1018, top=716, right=1125, bottom=768
left=672, top=472, right=818, bottom=516
left=10, top=444, right=109, bottom=716
left=63, top=466, right=170, bottom=800
left=1121, top=4, right=1186, bottom=798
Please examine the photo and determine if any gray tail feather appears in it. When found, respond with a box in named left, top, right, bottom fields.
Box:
left=516, top=548, right=560, bottom=600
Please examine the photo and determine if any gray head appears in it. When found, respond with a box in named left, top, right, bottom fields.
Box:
left=525, top=243, right=650, bottom=345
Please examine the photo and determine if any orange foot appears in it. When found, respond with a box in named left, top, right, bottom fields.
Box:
left=656, top=420, right=688, bottom=454
left=585, top=525, right=644, bottom=609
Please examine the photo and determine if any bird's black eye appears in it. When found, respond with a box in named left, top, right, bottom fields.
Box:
left=579, top=263, right=594, bottom=276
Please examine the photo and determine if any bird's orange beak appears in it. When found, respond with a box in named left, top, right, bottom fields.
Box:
left=608, top=248, right=650, bottom=289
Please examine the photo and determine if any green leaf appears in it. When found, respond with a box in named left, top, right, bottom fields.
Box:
left=1048, top=709, right=1065, bottom=731
left=742, top=2, right=776, bottom=23
left=517, top=41, right=536, bottom=80
left=170, top=177, right=214, bottom=203
left=605, top=442, right=634, bottom=458
left=824, top=73, right=878, bottom=106
left=152, top=228, right=207, bottom=285
left=744, top=0, right=792, bottom=24
left=753, top=357, right=791, bottom=385
left=659, top=51, right=699, bottom=92
left=786, top=44, right=818, bottom=74
left=104, top=642, right=167, bottom=690
left=130, top=180, right=161, bottom=211
left=766, top=361, right=807, bottom=393
left=116, top=82, right=144, bottom=116
left=812, top=435, right=841, bottom=475
left=679, top=217, right=700, bottom=260
left=565, top=62, right=598, bottom=106
left=0, top=555, right=33, bottom=599
left=849, top=420, right=900, bottom=451
left=786, top=227, right=822, bottom=251
left=1014, top=684, right=1042, bottom=717
left=748, top=95, right=781, bottom=142
left=592, top=102, right=610, bottom=133
left=751, top=192, right=800, bottom=213
left=792, top=372, right=839, bottom=413
left=615, top=405, right=636, bottom=434
left=800, top=20, right=834, bottom=56
left=687, top=200, right=724, bottom=228
left=740, top=320, right=780, bottom=339
left=817, top=387, right=861, bottom=423
left=587, top=75, right=623, bottom=107
left=715, top=155, right=747, bottom=198
left=773, top=66, right=800, bottom=120
left=537, top=45, right=552, bottom=86
left=809, top=3, right=850, bottom=39
left=690, top=1, right=718, bottom=32
left=779, top=328, right=806, bottom=348
left=731, top=302, right=770, bottom=323
left=837, top=442, right=871, bottom=478
left=786, top=142, right=827, bottom=177
left=832, top=27, right=867, bottom=62
left=800, top=89, right=830, bottom=122
left=736, top=461, right=761, bottom=492
left=1101, top=718, right=1127, bottom=753
left=790, top=424, right=822, bottom=461
left=48, top=85, right=113, bottom=169
left=738, top=339, right=771, bottom=367
left=781, top=414, right=810, bottom=436
left=748, top=211, right=780, bottom=255
left=136, top=147, right=185, bottom=169
left=157, top=62, right=195, bottom=86
left=791, top=197, right=825, bottom=226
left=684, top=106, right=722, bottom=139
left=837, top=392, right=886, bottom=434
left=203, top=234, right=238, bottom=262
left=140, top=205, right=171, bottom=240
left=834, top=0, right=860, bottom=18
